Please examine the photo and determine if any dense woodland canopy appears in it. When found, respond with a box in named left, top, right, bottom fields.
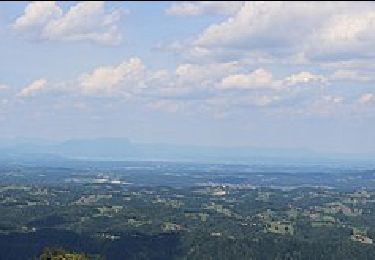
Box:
left=0, top=162, right=375, bottom=259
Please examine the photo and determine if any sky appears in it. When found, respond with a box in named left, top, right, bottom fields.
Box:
left=0, top=1, right=375, bottom=154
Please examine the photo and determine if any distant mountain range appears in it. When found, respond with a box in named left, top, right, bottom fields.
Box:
left=0, top=138, right=374, bottom=164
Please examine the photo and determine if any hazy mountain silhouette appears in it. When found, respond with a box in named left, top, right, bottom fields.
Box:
left=0, top=138, right=373, bottom=163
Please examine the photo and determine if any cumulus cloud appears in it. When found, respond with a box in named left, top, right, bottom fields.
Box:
left=14, top=57, right=366, bottom=117
left=17, top=79, right=47, bottom=97
left=177, top=2, right=375, bottom=63
left=3, top=2, right=375, bottom=121
left=313, top=10, right=375, bottom=60
left=174, top=62, right=240, bottom=88
left=219, top=68, right=273, bottom=90
left=79, top=57, right=145, bottom=95
left=76, top=60, right=243, bottom=99
left=219, top=69, right=326, bottom=91
left=14, top=1, right=62, bottom=30
left=13, top=1, right=125, bottom=45
left=358, top=93, right=374, bottom=104
left=166, top=1, right=243, bottom=16
left=193, top=2, right=334, bottom=56
left=19, top=51, right=364, bottom=118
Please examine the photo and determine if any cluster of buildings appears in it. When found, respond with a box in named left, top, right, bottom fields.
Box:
left=94, top=205, right=123, bottom=217
left=351, top=228, right=373, bottom=244
left=266, top=221, right=294, bottom=235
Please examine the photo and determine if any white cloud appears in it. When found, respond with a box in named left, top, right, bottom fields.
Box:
left=358, top=93, right=374, bottom=104
left=219, top=69, right=326, bottom=91
left=44, top=58, right=228, bottom=100
left=330, top=69, right=371, bottom=81
left=175, top=61, right=240, bottom=86
left=14, top=1, right=62, bottom=30
left=284, top=72, right=326, bottom=87
left=312, top=10, right=375, bottom=60
left=178, top=2, right=375, bottom=63
left=14, top=1, right=125, bottom=45
left=14, top=57, right=365, bottom=117
left=143, top=62, right=242, bottom=99
left=79, top=57, right=145, bottom=95
left=194, top=2, right=335, bottom=54
left=166, top=1, right=243, bottom=16
left=17, top=79, right=47, bottom=97
left=219, top=68, right=273, bottom=90
left=0, top=84, right=9, bottom=90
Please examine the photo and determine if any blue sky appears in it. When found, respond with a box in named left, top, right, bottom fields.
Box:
left=1, top=1, right=375, bottom=153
